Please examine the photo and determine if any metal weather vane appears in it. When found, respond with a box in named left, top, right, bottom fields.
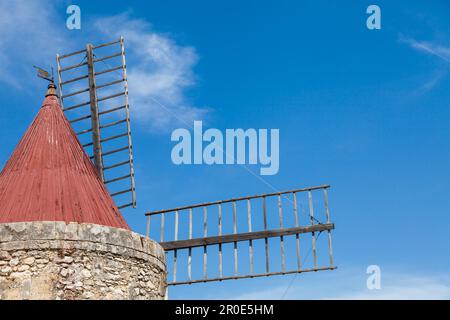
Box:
left=33, top=65, right=54, bottom=83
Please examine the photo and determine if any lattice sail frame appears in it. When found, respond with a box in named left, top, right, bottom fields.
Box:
left=56, top=37, right=136, bottom=209
left=146, top=185, right=336, bottom=286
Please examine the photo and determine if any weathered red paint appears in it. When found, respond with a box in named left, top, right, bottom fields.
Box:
left=0, top=91, right=129, bottom=229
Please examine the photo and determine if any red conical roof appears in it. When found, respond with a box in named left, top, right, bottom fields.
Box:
left=0, top=85, right=129, bottom=229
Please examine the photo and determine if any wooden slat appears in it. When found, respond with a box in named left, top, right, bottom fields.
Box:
left=293, top=192, right=301, bottom=270
left=60, top=61, right=88, bottom=72
left=188, top=250, right=192, bottom=281
left=69, top=114, right=91, bottom=124
left=233, top=201, right=238, bottom=276
left=247, top=199, right=253, bottom=274
left=173, top=250, right=178, bottom=283
left=100, top=132, right=128, bottom=143
left=63, top=100, right=90, bottom=111
left=263, top=196, right=269, bottom=273
left=308, top=191, right=317, bottom=269
left=146, top=185, right=331, bottom=215
left=117, top=202, right=133, bottom=209
left=76, top=128, right=92, bottom=135
left=94, top=52, right=122, bottom=63
left=278, top=195, right=285, bottom=272
left=203, top=207, right=208, bottom=279
left=169, top=266, right=337, bottom=286
left=97, top=91, right=125, bottom=103
left=146, top=216, right=151, bottom=238
left=61, top=74, right=88, bottom=86
left=61, top=87, right=89, bottom=99
left=101, top=145, right=129, bottom=157
left=98, top=105, right=126, bottom=116
left=188, top=208, right=193, bottom=281
left=58, top=48, right=86, bottom=60
left=103, top=173, right=131, bottom=184
left=92, top=39, right=121, bottom=49
left=103, top=160, right=130, bottom=171
left=174, top=211, right=179, bottom=241
left=218, top=204, right=223, bottom=278
left=95, top=65, right=122, bottom=76
left=160, top=213, right=165, bottom=242
left=173, top=210, right=179, bottom=282
left=96, top=78, right=125, bottom=90
left=188, top=209, right=192, bottom=280
left=324, top=188, right=334, bottom=266
left=110, top=188, right=132, bottom=197
left=56, top=54, right=64, bottom=109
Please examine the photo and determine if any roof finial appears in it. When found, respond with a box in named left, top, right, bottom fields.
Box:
left=45, top=82, right=58, bottom=97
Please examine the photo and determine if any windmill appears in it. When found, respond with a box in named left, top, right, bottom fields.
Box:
left=54, top=37, right=336, bottom=290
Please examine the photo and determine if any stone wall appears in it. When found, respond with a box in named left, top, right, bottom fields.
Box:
left=0, top=222, right=166, bottom=300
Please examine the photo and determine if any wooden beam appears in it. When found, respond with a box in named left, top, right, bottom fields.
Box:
left=160, top=223, right=335, bottom=251
left=86, top=44, right=104, bottom=181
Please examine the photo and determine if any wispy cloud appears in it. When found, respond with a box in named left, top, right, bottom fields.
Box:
left=416, top=69, right=447, bottom=94
left=94, top=13, right=208, bottom=131
left=399, top=34, right=450, bottom=93
left=399, top=35, right=450, bottom=62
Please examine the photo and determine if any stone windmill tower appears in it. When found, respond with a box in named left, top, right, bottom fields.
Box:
left=0, top=83, right=166, bottom=300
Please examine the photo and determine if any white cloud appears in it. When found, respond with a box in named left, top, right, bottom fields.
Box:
left=94, top=13, right=208, bottom=131
left=0, top=2, right=207, bottom=130
left=399, top=35, right=450, bottom=62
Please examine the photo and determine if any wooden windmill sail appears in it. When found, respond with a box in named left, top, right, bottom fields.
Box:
left=56, top=37, right=135, bottom=209
left=55, top=37, right=336, bottom=287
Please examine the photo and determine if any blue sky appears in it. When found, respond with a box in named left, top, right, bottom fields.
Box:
left=0, top=0, right=449, bottom=299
